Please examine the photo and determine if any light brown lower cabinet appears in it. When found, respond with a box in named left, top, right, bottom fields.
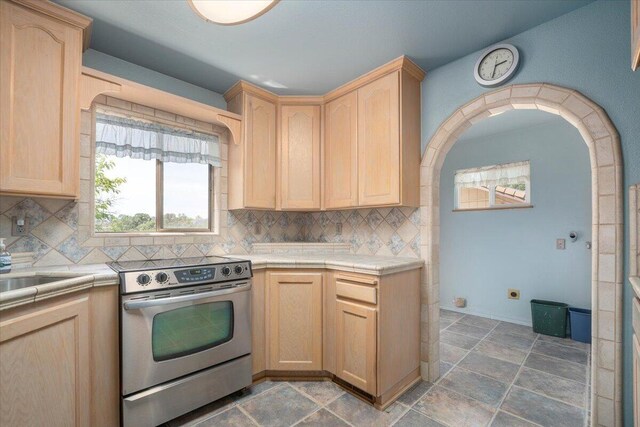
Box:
left=267, top=271, right=323, bottom=371
left=335, top=300, right=377, bottom=394
left=256, top=267, right=420, bottom=408
left=0, top=286, right=119, bottom=427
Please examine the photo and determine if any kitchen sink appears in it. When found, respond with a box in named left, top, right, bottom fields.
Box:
left=0, top=276, right=70, bottom=293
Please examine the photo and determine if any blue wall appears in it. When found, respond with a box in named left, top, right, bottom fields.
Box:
left=440, top=117, right=592, bottom=324
left=83, top=49, right=228, bottom=109
left=421, top=1, right=639, bottom=424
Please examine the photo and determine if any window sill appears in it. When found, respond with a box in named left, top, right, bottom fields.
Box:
left=94, top=231, right=219, bottom=238
left=452, top=204, right=533, bottom=213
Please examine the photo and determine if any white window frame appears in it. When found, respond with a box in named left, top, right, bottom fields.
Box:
left=454, top=161, right=532, bottom=211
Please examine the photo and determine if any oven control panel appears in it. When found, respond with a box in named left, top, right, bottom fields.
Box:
left=175, top=268, right=215, bottom=283
left=119, top=261, right=253, bottom=294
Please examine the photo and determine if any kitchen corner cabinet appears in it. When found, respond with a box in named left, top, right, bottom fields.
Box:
left=225, top=57, right=424, bottom=211
left=267, top=271, right=323, bottom=370
left=0, top=286, right=119, bottom=427
left=0, top=0, right=91, bottom=198
left=226, top=91, right=278, bottom=210
left=324, top=92, right=358, bottom=209
left=279, top=104, right=321, bottom=210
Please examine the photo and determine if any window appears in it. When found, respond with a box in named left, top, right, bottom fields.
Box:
left=454, top=161, right=530, bottom=210
left=94, top=111, right=220, bottom=233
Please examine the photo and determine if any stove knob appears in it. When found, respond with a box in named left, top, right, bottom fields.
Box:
left=156, top=272, right=168, bottom=283
left=234, top=265, right=243, bottom=275
left=221, top=266, right=231, bottom=276
left=137, top=273, right=151, bottom=286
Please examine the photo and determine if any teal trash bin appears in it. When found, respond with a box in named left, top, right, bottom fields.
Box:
left=530, top=299, right=568, bottom=338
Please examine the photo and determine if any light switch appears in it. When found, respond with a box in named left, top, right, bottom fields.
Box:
left=556, top=238, right=566, bottom=250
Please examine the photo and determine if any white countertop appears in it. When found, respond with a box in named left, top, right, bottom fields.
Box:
left=233, top=253, right=424, bottom=275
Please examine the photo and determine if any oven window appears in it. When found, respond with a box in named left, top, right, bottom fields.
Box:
left=151, top=302, right=234, bottom=361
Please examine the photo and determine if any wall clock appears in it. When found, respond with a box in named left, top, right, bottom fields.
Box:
left=474, top=43, right=520, bottom=87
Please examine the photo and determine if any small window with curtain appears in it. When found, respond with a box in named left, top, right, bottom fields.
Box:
left=93, top=109, right=221, bottom=233
left=454, top=161, right=531, bottom=211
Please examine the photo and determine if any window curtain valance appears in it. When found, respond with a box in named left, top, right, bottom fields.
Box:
left=454, top=161, right=530, bottom=189
left=95, top=113, right=221, bottom=167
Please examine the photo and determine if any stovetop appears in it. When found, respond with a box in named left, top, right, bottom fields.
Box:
left=109, top=256, right=253, bottom=294
left=108, top=255, right=244, bottom=273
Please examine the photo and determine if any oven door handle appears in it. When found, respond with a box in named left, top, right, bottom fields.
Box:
left=123, top=282, right=251, bottom=310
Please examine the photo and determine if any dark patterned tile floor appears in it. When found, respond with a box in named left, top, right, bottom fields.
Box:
left=165, top=311, right=591, bottom=427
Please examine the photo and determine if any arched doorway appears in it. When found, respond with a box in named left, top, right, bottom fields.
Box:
left=420, top=83, right=623, bottom=426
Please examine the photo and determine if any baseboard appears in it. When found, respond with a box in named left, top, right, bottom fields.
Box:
left=440, top=304, right=533, bottom=326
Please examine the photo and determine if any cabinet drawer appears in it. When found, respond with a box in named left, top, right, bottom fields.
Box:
left=633, top=297, right=640, bottom=336
left=336, top=281, right=377, bottom=305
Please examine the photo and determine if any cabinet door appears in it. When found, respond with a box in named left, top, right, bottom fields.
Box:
left=335, top=300, right=376, bottom=394
left=325, top=92, right=358, bottom=209
left=268, top=272, right=322, bottom=370
left=280, top=105, right=321, bottom=210
left=244, top=94, right=277, bottom=209
left=357, top=71, right=400, bottom=206
left=0, top=2, right=81, bottom=197
left=0, top=296, right=90, bottom=426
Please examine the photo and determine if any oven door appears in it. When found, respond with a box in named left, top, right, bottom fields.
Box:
left=121, top=281, right=251, bottom=395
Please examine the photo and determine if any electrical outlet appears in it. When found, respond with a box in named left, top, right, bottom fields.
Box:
left=11, top=216, right=29, bottom=236
left=508, top=289, right=520, bottom=300
left=336, top=222, right=342, bottom=235
left=556, top=238, right=566, bottom=250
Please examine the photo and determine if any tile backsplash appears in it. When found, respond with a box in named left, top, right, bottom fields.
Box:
left=1, top=95, right=420, bottom=268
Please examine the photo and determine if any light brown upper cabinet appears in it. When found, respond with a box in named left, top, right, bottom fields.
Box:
left=279, top=104, right=321, bottom=210
left=0, top=0, right=91, bottom=198
left=226, top=87, right=278, bottom=210
left=225, top=56, right=424, bottom=211
left=267, top=271, right=323, bottom=371
left=633, top=0, right=640, bottom=70
left=324, top=92, right=358, bottom=209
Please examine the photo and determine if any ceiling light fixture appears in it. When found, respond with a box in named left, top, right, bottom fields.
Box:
left=188, top=0, right=279, bottom=26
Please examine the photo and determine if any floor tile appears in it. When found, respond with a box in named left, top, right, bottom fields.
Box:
left=240, top=384, right=318, bottom=427
left=236, top=380, right=282, bottom=403
left=440, top=330, right=482, bottom=350
left=413, top=386, right=495, bottom=427
left=440, top=361, right=453, bottom=376
left=393, top=409, right=446, bottom=426
left=537, top=334, right=591, bottom=351
left=531, top=340, right=589, bottom=365
left=440, top=342, right=469, bottom=364
left=446, top=322, right=492, bottom=339
left=514, top=367, right=587, bottom=408
left=490, top=411, right=539, bottom=427
left=295, top=409, right=349, bottom=427
left=396, top=380, right=433, bottom=406
left=523, top=353, right=587, bottom=383
left=485, top=330, right=536, bottom=351
left=492, top=322, right=537, bottom=338
left=440, top=309, right=465, bottom=322
left=196, top=407, right=256, bottom=427
left=473, top=340, right=528, bottom=365
left=500, top=387, right=585, bottom=427
left=458, top=315, right=500, bottom=330
left=289, top=381, right=344, bottom=405
left=326, top=392, right=407, bottom=427
left=457, top=352, right=520, bottom=383
left=439, top=367, right=508, bottom=407
left=439, top=318, right=455, bottom=330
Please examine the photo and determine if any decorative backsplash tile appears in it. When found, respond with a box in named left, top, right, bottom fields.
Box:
left=1, top=95, right=420, bottom=268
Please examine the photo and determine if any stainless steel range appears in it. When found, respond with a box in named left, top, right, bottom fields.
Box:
left=109, top=256, right=253, bottom=427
